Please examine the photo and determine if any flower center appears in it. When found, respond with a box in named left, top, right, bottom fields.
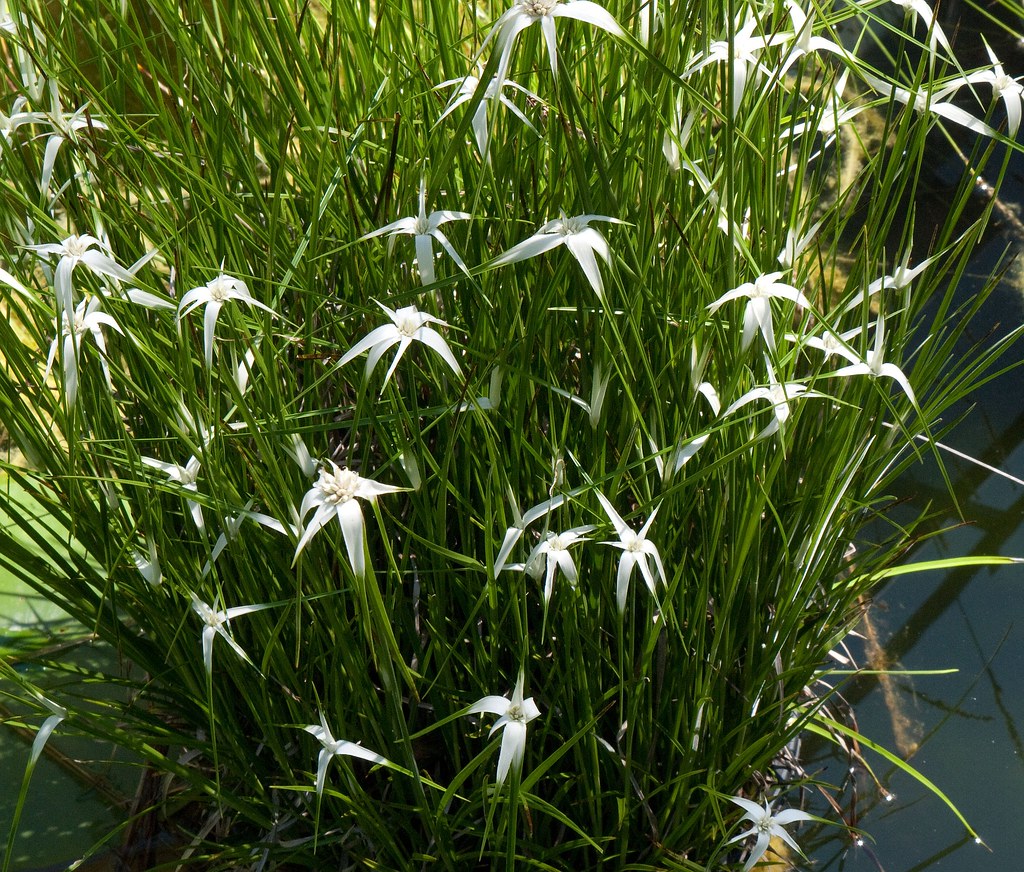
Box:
left=318, top=464, right=360, bottom=504
left=395, top=309, right=422, bottom=338
left=622, top=530, right=644, bottom=552
left=507, top=703, right=526, bottom=722
left=558, top=216, right=584, bottom=235
left=756, top=816, right=773, bottom=834
left=548, top=534, right=570, bottom=551
left=196, top=602, right=220, bottom=627
left=994, top=73, right=1016, bottom=94
left=62, top=236, right=90, bottom=258
left=522, top=0, right=559, bottom=16
left=207, top=277, right=233, bottom=302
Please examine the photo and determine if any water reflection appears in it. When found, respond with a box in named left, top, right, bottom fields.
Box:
left=807, top=140, right=1024, bottom=870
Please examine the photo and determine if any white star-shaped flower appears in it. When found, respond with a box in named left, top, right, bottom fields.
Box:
left=142, top=451, right=206, bottom=532
left=524, top=526, right=594, bottom=604
left=492, top=212, right=623, bottom=301
left=302, top=711, right=390, bottom=799
left=467, top=671, right=542, bottom=786
left=177, top=272, right=276, bottom=369
left=293, top=461, right=406, bottom=577
left=189, top=592, right=274, bottom=675
left=359, top=179, right=471, bottom=285
left=707, top=271, right=812, bottom=353
left=43, top=295, right=123, bottom=405
left=723, top=363, right=821, bottom=441
left=726, top=795, right=814, bottom=872
left=943, top=40, right=1024, bottom=136
left=831, top=313, right=917, bottom=407
left=338, top=301, right=463, bottom=388
left=27, top=233, right=134, bottom=327
left=596, top=491, right=666, bottom=613
left=480, top=0, right=625, bottom=93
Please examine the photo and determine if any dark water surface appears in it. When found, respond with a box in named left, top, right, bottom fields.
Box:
left=806, top=128, right=1024, bottom=870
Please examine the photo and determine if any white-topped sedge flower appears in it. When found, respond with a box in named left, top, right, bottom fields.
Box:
left=524, top=526, right=594, bottom=604
left=435, top=71, right=541, bottom=158
left=865, top=247, right=937, bottom=299
left=359, top=179, right=471, bottom=286
left=293, top=461, right=406, bottom=577
left=726, top=795, right=815, bottom=872
left=177, top=272, right=276, bottom=369
left=839, top=245, right=938, bottom=314
left=302, top=711, right=391, bottom=799
left=467, top=671, right=541, bottom=786
left=480, top=0, right=625, bottom=94
left=723, top=359, right=823, bottom=441
left=43, top=295, right=123, bottom=406
left=596, top=491, right=667, bottom=613
left=860, top=70, right=995, bottom=138
left=493, top=489, right=568, bottom=577
left=790, top=323, right=863, bottom=365
left=27, top=233, right=135, bottom=327
left=937, top=37, right=1024, bottom=136
left=707, top=271, right=812, bottom=354
left=142, top=451, right=205, bottom=531
left=684, top=15, right=782, bottom=118
left=189, top=592, right=274, bottom=676
left=952, top=40, right=1024, bottom=136
left=36, top=93, right=108, bottom=196
left=492, top=212, right=624, bottom=301
left=338, top=301, right=463, bottom=389
left=889, top=0, right=951, bottom=56
left=831, top=313, right=918, bottom=408
left=777, top=0, right=851, bottom=76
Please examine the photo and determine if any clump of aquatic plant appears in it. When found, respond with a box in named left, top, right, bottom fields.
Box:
left=0, top=0, right=1021, bottom=868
